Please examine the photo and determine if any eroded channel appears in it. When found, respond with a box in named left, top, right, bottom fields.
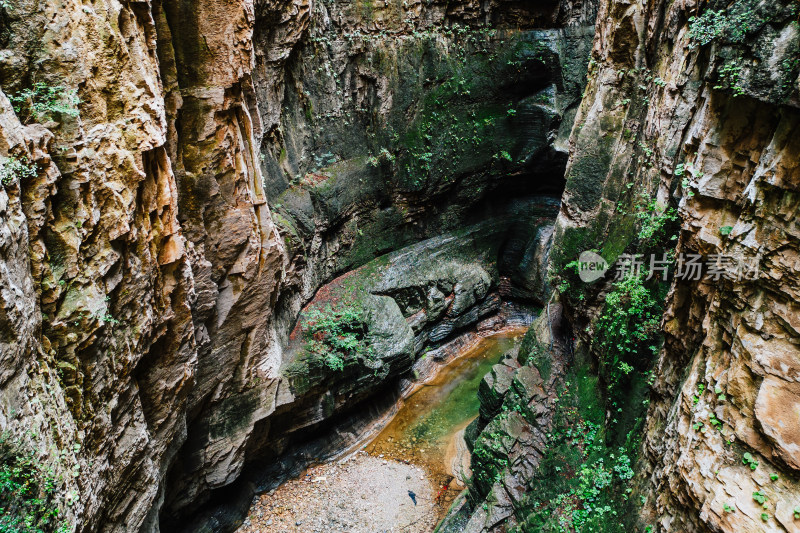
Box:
left=239, top=329, right=527, bottom=532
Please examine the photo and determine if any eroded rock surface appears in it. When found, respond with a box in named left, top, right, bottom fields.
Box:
left=5, top=0, right=799, bottom=530
left=547, top=0, right=800, bottom=531
left=0, top=0, right=592, bottom=530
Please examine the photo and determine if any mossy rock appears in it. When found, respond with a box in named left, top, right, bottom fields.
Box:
left=518, top=327, right=552, bottom=382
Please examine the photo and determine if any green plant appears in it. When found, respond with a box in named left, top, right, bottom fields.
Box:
left=719, top=226, right=733, bottom=236
left=714, top=63, right=745, bottom=97
left=594, top=271, right=664, bottom=393
left=793, top=506, right=800, bottom=519
left=301, top=304, right=373, bottom=372
left=8, top=83, right=79, bottom=123
left=689, top=10, right=728, bottom=47
left=637, top=199, right=678, bottom=245
left=95, top=312, right=120, bottom=326
left=506, top=364, right=643, bottom=533
left=612, top=453, right=635, bottom=480
left=693, top=383, right=705, bottom=405
left=0, top=157, right=37, bottom=186
left=715, top=385, right=726, bottom=401
left=688, top=6, right=760, bottom=48
left=742, top=452, right=759, bottom=471
left=676, top=162, right=705, bottom=197
left=0, top=439, right=68, bottom=533
left=752, top=491, right=768, bottom=505
left=770, top=474, right=779, bottom=481
left=723, top=502, right=735, bottom=513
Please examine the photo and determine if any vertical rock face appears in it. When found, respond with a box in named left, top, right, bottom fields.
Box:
left=0, top=0, right=200, bottom=529
left=153, top=0, right=287, bottom=518
left=548, top=0, right=800, bottom=531
left=0, top=0, right=595, bottom=531
left=251, top=0, right=599, bottom=312
left=0, top=0, right=284, bottom=529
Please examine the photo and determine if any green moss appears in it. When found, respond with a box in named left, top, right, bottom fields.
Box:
left=518, top=328, right=551, bottom=382
left=341, top=208, right=408, bottom=269
left=207, top=389, right=260, bottom=439
left=354, top=0, right=374, bottom=21
left=271, top=212, right=303, bottom=256
left=600, top=215, right=636, bottom=264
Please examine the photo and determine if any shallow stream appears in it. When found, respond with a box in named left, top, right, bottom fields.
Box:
left=239, top=329, right=526, bottom=532
left=366, top=329, right=525, bottom=494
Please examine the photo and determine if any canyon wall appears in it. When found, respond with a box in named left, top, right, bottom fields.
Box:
left=4, top=0, right=798, bottom=530
left=548, top=0, right=800, bottom=531
left=439, top=0, right=800, bottom=531
left=0, top=0, right=595, bottom=531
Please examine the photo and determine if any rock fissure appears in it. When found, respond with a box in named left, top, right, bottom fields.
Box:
left=0, top=0, right=799, bottom=531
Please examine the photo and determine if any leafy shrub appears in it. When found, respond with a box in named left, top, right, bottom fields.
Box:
left=689, top=6, right=760, bottom=48
left=509, top=366, right=642, bottom=533
left=0, top=440, right=68, bottom=533
left=714, top=63, right=745, bottom=97
left=689, top=10, right=729, bottom=47
left=0, top=157, right=37, bottom=187
left=8, top=83, right=79, bottom=123
left=301, top=305, right=373, bottom=371
left=594, top=272, right=664, bottom=389
left=637, top=199, right=678, bottom=246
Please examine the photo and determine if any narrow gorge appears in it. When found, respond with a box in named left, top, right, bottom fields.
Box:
left=0, top=0, right=798, bottom=531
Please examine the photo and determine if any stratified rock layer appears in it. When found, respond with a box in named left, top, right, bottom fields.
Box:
left=548, top=0, right=800, bottom=531
left=0, top=0, right=593, bottom=531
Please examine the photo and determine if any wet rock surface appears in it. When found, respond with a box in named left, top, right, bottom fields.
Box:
left=437, top=304, right=570, bottom=532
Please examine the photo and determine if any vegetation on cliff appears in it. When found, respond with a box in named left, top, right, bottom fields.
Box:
left=510, top=364, right=640, bottom=533
left=300, top=305, right=373, bottom=372
left=0, top=440, right=69, bottom=533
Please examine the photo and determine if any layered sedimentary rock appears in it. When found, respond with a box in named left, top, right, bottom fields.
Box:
left=0, top=0, right=594, bottom=530
left=253, top=0, right=598, bottom=310
left=9, top=0, right=799, bottom=530
left=0, top=0, right=283, bottom=529
left=547, top=0, right=800, bottom=531
left=437, top=304, right=569, bottom=532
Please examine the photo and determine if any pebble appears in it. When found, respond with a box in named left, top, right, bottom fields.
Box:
left=237, top=452, right=440, bottom=533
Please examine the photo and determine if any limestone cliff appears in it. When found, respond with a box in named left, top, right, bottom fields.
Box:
left=0, top=0, right=594, bottom=531
left=2, top=0, right=798, bottom=530
left=548, top=0, right=800, bottom=531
